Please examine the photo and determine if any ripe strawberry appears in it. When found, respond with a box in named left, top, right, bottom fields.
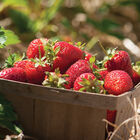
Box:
left=0, top=67, right=26, bottom=82
left=14, top=60, right=33, bottom=69
left=26, top=38, right=48, bottom=59
left=53, top=41, right=84, bottom=73
left=25, top=61, right=51, bottom=84
left=14, top=59, right=51, bottom=84
left=104, top=70, right=133, bottom=131
left=84, top=52, right=92, bottom=61
left=43, top=69, right=69, bottom=88
left=104, top=70, right=133, bottom=95
left=132, top=61, right=140, bottom=86
left=132, top=69, right=140, bottom=86
left=74, top=73, right=95, bottom=91
left=65, top=60, right=92, bottom=88
left=104, top=50, right=133, bottom=77
left=73, top=73, right=105, bottom=93
left=98, top=70, right=108, bottom=80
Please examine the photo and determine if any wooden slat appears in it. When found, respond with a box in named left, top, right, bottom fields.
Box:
left=2, top=92, right=34, bottom=136
left=0, top=79, right=140, bottom=140
left=33, top=99, right=106, bottom=140
left=112, top=86, right=140, bottom=140
left=0, top=79, right=135, bottom=110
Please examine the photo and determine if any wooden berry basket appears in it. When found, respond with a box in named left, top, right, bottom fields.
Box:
left=0, top=79, right=140, bottom=140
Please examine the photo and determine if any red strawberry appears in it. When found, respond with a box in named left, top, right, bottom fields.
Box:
left=26, top=38, right=48, bottom=59
left=74, top=73, right=95, bottom=91
left=107, top=110, right=117, bottom=130
left=85, top=52, right=98, bottom=69
left=132, top=69, right=140, bottom=86
left=14, top=59, right=51, bottom=84
left=0, top=67, right=26, bottom=82
left=105, top=50, right=132, bottom=77
left=98, top=70, right=108, bottom=80
left=65, top=60, right=92, bottom=88
left=52, top=56, right=68, bottom=73
left=104, top=70, right=133, bottom=95
left=104, top=70, right=133, bottom=131
left=84, top=52, right=92, bottom=61
left=73, top=73, right=105, bottom=93
left=53, top=41, right=84, bottom=73
left=14, top=60, right=33, bottom=69
left=132, top=62, right=140, bottom=86
left=43, top=69, right=69, bottom=88
left=25, top=62, right=51, bottom=84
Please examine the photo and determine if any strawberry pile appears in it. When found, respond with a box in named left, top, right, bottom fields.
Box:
left=0, top=38, right=140, bottom=130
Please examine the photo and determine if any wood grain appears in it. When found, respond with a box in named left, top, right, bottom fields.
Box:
left=34, top=99, right=106, bottom=140
left=0, top=79, right=140, bottom=140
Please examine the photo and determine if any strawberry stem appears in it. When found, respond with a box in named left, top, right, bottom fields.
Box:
left=98, top=41, right=108, bottom=56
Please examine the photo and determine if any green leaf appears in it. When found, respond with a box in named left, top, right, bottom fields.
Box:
left=0, top=94, right=22, bottom=134
left=136, top=61, right=140, bottom=66
left=36, top=0, right=64, bottom=30
left=79, top=87, right=86, bottom=92
left=2, top=0, right=28, bottom=7
left=0, top=26, right=20, bottom=48
left=3, top=52, right=23, bottom=68
left=54, top=46, right=60, bottom=55
left=4, top=30, right=20, bottom=46
left=9, top=9, right=35, bottom=33
left=0, top=120, right=22, bottom=134
left=0, top=27, right=7, bottom=48
left=89, top=56, right=96, bottom=65
left=44, top=0, right=64, bottom=23
left=87, top=17, right=125, bottom=39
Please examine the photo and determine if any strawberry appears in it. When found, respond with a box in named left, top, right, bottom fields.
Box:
left=26, top=38, right=48, bottom=59
left=104, top=50, right=133, bottom=77
left=73, top=73, right=105, bottom=93
left=84, top=52, right=92, bottom=61
left=132, top=61, right=140, bottom=86
left=42, top=69, right=69, bottom=89
left=65, top=60, right=92, bottom=88
left=25, top=61, right=51, bottom=84
left=53, top=41, right=84, bottom=73
left=14, top=60, right=51, bottom=84
left=0, top=67, right=26, bottom=82
left=98, top=70, right=108, bottom=80
left=14, top=60, right=33, bottom=69
left=132, top=69, right=140, bottom=86
left=104, top=70, right=133, bottom=95
left=104, top=70, right=133, bottom=131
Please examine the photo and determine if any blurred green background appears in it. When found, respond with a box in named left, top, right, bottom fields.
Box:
left=0, top=0, right=140, bottom=62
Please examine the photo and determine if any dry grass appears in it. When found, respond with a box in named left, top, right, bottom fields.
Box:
left=103, top=96, right=140, bottom=140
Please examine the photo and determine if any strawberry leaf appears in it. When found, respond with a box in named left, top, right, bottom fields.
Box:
left=89, top=56, right=95, bottom=65
left=54, top=46, right=60, bottom=55
left=0, top=27, right=6, bottom=48
left=0, top=94, right=22, bottom=134
left=3, top=52, right=24, bottom=68
left=0, top=26, right=20, bottom=48
left=75, top=42, right=86, bottom=50
left=136, top=61, right=140, bottom=66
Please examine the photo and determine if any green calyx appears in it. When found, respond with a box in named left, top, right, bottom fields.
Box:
left=3, top=51, right=25, bottom=69
left=95, top=48, right=117, bottom=68
left=133, top=61, right=140, bottom=75
left=79, top=76, right=106, bottom=94
left=44, top=39, right=60, bottom=65
left=31, top=39, right=60, bottom=69
left=88, top=56, right=107, bottom=79
left=75, top=42, right=86, bottom=50
left=42, top=68, right=69, bottom=88
left=69, top=41, right=86, bottom=51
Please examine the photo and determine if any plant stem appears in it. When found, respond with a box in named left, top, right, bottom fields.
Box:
left=98, top=41, right=108, bottom=56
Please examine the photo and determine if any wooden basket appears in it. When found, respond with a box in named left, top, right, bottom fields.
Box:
left=0, top=79, right=139, bottom=140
